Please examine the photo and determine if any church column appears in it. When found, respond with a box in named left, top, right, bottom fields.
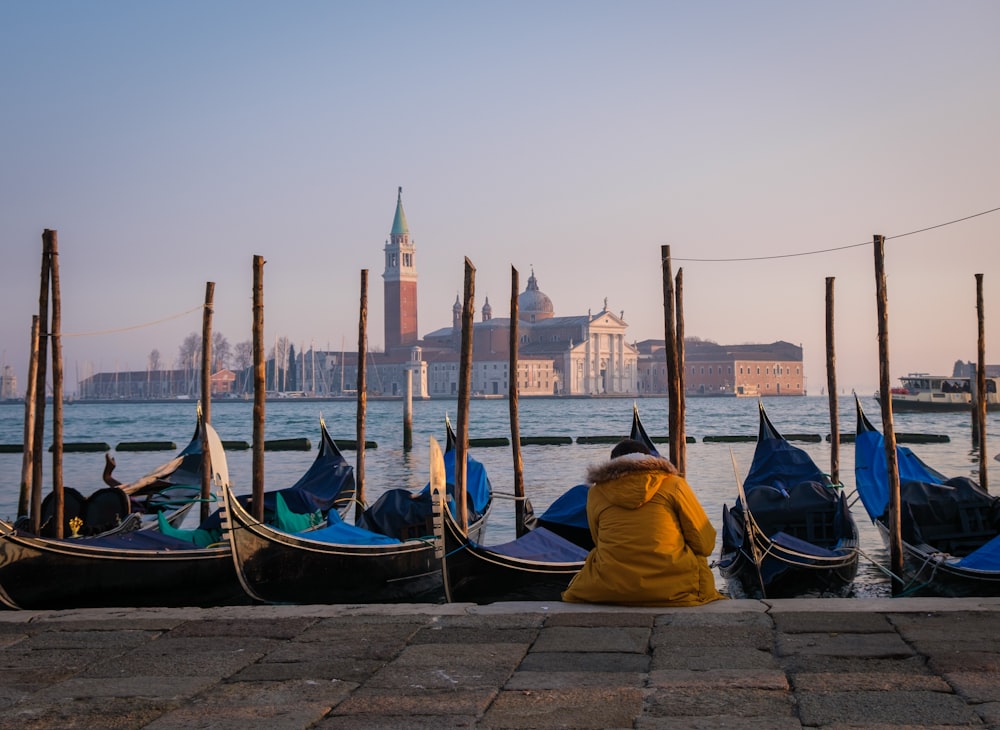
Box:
left=583, top=335, right=591, bottom=395
left=612, top=334, right=620, bottom=393
left=592, top=333, right=602, bottom=394
left=607, top=333, right=616, bottom=394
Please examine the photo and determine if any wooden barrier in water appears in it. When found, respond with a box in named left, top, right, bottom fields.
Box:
left=328, top=439, right=378, bottom=450
left=703, top=434, right=822, bottom=443
left=115, top=441, right=177, bottom=452
left=576, top=435, right=693, bottom=445
left=832, top=433, right=949, bottom=444
left=264, top=438, right=312, bottom=451
left=470, top=437, right=510, bottom=448
left=50, top=442, right=111, bottom=453
left=520, top=436, right=573, bottom=446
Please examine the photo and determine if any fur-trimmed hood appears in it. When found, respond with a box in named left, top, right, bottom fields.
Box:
left=586, top=453, right=678, bottom=485
left=586, top=453, right=679, bottom=510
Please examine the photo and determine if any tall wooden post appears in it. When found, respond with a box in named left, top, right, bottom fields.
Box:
left=48, top=231, right=64, bottom=538
left=456, top=258, right=475, bottom=533
left=18, top=317, right=40, bottom=519
left=976, top=273, right=988, bottom=490
left=874, top=235, right=903, bottom=595
left=252, top=256, right=265, bottom=521
left=200, top=282, right=215, bottom=522
left=509, top=266, right=526, bottom=536
left=661, top=245, right=681, bottom=467
left=826, top=277, right=840, bottom=485
left=30, top=233, right=51, bottom=535
left=675, top=268, right=686, bottom=475
left=403, top=365, right=413, bottom=451
left=355, top=269, right=368, bottom=523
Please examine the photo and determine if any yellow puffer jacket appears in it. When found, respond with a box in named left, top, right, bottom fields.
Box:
left=562, top=453, right=724, bottom=607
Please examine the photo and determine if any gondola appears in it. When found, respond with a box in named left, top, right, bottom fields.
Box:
left=0, top=417, right=357, bottom=610
left=854, top=397, right=1000, bottom=596
left=0, top=417, right=240, bottom=609
left=436, top=404, right=655, bottom=604
left=718, top=402, right=859, bottom=598
left=25, top=413, right=215, bottom=539
left=222, top=425, right=494, bottom=604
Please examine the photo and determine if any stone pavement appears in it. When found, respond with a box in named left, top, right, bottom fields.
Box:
left=0, top=597, right=999, bottom=729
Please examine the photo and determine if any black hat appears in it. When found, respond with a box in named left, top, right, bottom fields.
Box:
left=610, top=438, right=651, bottom=459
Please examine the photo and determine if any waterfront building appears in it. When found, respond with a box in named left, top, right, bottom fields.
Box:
left=1, top=365, right=17, bottom=400
left=299, top=189, right=638, bottom=398
left=635, top=339, right=806, bottom=396
left=76, top=189, right=806, bottom=400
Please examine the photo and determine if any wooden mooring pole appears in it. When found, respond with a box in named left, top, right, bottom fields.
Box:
left=873, top=234, right=903, bottom=595
left=355, top=269, right=368, bottom=523
left=975, top=273, right=988, bottom=491
left=200, top=281, right=214, bottom=522
left=826, top=277, right=840, bottom=486
left=456, top=258, right=475, bottom=533
left=675, top=268, right=687, bottom=476
left=30, top=233, right=51, bottom=535
left=403, top=366, right=413, bottom=452
left=48, top=230, right=64, bottom=539
left=661, top=245, right=681, bottom=468
left=18, top=316, right=40, bottom=520
left=509, top=266, right=526, bottom=536
left=252, top=256, right=265, bottom=521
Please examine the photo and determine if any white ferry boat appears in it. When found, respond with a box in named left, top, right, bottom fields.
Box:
left=889, top=373, right=1000, bottom=412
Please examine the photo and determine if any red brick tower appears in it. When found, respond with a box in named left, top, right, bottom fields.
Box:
left=382, top=187, right=418, bottom=352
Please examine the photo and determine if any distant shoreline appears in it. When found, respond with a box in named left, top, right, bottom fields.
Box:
left=0, top=393, right=818, bottom=406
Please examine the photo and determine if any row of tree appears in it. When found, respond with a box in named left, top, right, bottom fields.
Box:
left=154, top=333, right=302, bottom=392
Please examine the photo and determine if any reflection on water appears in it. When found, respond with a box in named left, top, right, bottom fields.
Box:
left=1, top=395, right=997, bottom=600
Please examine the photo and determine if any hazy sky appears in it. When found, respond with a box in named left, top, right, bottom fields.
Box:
left=2, top=1, right=998, bottom=397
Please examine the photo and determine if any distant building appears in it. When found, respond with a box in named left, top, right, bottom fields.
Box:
left=952, top=360, right=1000, bottom=378
left=299, top=189, right=638, bottom=398
left=77, top=368, right=237, bottom=400
left=636, top=339, right=806, bottom=397
left=76, top=189, right=806, bottom=400
left=1, top=365, right=17, bottom=400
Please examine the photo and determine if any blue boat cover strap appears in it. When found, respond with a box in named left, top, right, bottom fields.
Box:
left=770, top=531, right=841, bottom=558
left=293, top=512, right=401, bottom=545
left=478, top=526, right=589, bottom=562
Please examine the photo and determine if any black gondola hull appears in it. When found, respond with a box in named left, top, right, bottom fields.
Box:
left=717, top=516, right=859, bottom=599
left=440, top=508, right=584, bottom=604
left=0, top=525, right=245, bottom=609
left=224, top=484, right=490, bottom=604
left=872, top=519, right=1000, bottom=597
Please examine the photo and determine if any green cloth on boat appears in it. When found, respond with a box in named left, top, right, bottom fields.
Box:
left=156, top=511, right=221, bottom=548
left=274, top=492, right=323, bottom=532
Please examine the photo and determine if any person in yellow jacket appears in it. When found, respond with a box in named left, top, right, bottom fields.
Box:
left=562, top=438, right=725, bottom=606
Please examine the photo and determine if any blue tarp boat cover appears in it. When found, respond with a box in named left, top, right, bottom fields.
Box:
left=293, top=510, right=401, bottom=545
left=357, top=448, right=492, bottom=538
left=61, top=528, right=206, bottom=551
left=955, top=532, right=1000, bottom=570
left=538, top=484, right=590, bottom=530
left=743, top=436, right=827, bottom=496
left=854, top=427, right=947, bottom=522
left=770, top=530, right=841, bottom=558
left=478, top=526, right=589, bottom=562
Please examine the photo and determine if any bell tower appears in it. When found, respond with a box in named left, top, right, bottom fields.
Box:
left=382, top=187, right=418, bottom=352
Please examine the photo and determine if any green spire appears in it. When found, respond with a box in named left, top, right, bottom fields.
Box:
left=391, top=186, right=409, bottom=236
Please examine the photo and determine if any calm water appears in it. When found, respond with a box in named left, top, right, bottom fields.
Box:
left=2, top=395, right=998, bottom=598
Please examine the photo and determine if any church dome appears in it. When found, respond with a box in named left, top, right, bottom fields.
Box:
left=518, top=270, right=554, bottom=321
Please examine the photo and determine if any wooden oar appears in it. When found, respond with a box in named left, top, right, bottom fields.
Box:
left=429, top=436, right=446, bottom=561
left=730, top=448, right=767, bottom=599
